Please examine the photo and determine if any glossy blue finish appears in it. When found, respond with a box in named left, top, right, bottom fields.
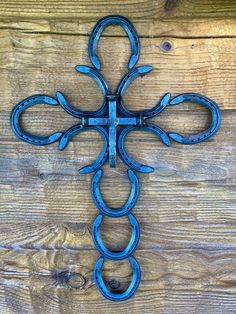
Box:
left=108, top=95, right=117, bottom=168
left=168, top=93, right=221, bottom=144
left=91, top=169, right=140, bottom=217
left=92, top=213, right=140, bottom=260
left=94, top=256, right=141, bottom=302
left=59, top=125, right=109, bottom=174
left=10, top=14, right=222, bottom=302
left=88, top=15, right=140, bottom=70
left=118, top=124, right=171, bottom=173
left=10, top=95, right=63, bottom=145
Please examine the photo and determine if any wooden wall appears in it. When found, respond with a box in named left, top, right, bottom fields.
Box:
left=0, top=1, right=236, bottom=313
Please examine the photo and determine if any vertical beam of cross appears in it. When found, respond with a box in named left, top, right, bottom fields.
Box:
left=87, top=95, right=139, bottom=168
left=108, top=95, right=117, bottom=168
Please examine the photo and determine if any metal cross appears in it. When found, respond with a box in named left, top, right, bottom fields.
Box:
left=10, top=15, right=221, bottom=302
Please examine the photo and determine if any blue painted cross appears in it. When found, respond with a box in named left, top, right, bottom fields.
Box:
left=10, top=14, right=221, bottom=174
left=10, top=15, right=221, bottom=302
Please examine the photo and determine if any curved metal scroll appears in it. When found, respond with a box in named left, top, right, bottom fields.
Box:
left=88, top=15, right=140, bottom=70
left=94, top=256, right=141, bottom=302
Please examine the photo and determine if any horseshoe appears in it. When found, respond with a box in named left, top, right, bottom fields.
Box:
left=59, top=125, right=109, bottom=174
left=94, top=255, right=141, bottom=302
left=118, top=124, right=171, bottom=173
left=88, top=15, right=140, bottom=70
left=116, top=66, right=153, bottom=97
left=57, top=66, right=109, bottom=119
left=92, top=213, right=140, bottom=260
left=116, top=66, right=153, bottom=117
left=168, top=93, right=221, bottom=144
left=142, top=93, right=171, bottom=119
left=91, top=169, right=140, bottom=217
left=10, top=94, right=63, bottom=146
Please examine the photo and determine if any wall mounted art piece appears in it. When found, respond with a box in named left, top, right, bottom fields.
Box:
left=10, top=15, right=221, bottom=301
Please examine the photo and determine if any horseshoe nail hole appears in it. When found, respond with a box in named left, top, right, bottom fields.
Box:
left=101, top=216, right=132, bottom=250
left=161, top=41, right=172, bottom=52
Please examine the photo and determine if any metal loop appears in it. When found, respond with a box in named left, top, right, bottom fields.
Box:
left=118, top=124, right=171, bottom=173
left=94, top=256, right=141, bottom=301
left=168, top=93, right=221, bottom=144
left=91, top=169, right=140, bottom=217
left=59, top=125, right=109, bottom=174
left=88, top=15, right=140, bottom=70
left=10, top=94, right=63, bottom=146
left=92, top=213, right=140, bottom=260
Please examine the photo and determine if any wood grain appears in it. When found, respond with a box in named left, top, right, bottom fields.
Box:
left=0, top=0, right=236, bottom=19
left=1, top=249, right=236, bottom=313
left=0, top=1, right=236, bottom=38
left=1, top=109, right=234, bottom=224
left=0, top=221, right=236, bottom=251
left=0, top=0, right=236, bottom=313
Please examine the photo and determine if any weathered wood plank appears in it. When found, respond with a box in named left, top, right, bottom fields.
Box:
left=0, top=33, right=235, bottom=109
left=0, top=18, right=236, bottom=38
left=0, top=0, right=236, bottom=19
left=0, top=1, right=235, bottom=312
left=0, top=222, right=236, bottom=251
left=0, top=249, right=236, bottom=313
left=0, top=30, right=234, bottom=226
